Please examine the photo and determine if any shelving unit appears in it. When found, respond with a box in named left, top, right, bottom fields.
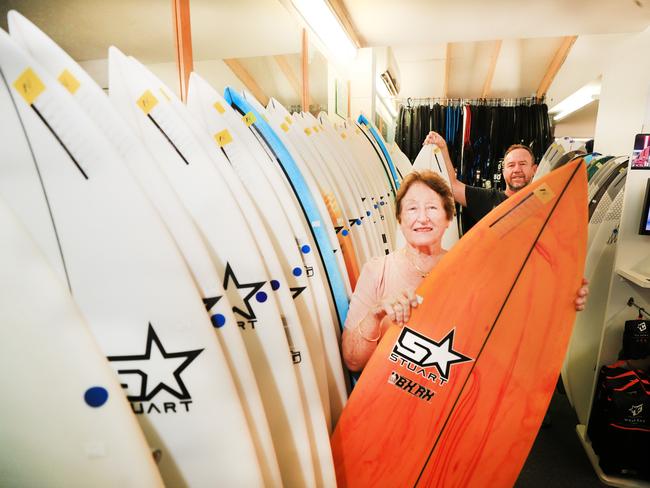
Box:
left=577, top=157, right=650, bottom=487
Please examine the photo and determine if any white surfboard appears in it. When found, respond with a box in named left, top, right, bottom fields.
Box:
left=0, top=195, right=163, bottom=487
left=188, top=76, right=348, bottom=427
left=562, top=179, right=626, bottom=422
left=109, top=48, right=318, bottom=488
left=6, top=15, right=283, bottom=486
left=0, top=27, right=263, bottom=487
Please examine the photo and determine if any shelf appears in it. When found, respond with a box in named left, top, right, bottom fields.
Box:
left=616, top=268, right=650, bottom=288
left=576, top=424, right=650, bottom=488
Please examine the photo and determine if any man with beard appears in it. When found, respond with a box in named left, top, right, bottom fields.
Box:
left=424, top=131, right=537, bottom=222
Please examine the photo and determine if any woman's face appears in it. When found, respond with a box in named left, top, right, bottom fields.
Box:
left=399, top=182, right=450, bottom=248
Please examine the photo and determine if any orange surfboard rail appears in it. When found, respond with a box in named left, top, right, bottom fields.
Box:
left=323, top=191, right=360, bottom=290
left=331, top=158, right=587, bottom=487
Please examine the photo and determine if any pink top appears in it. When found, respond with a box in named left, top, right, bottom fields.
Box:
left=343, top=249, right=426, bottom=332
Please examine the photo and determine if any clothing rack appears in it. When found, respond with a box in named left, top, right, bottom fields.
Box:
left=398, top=96, right=545, bottom=108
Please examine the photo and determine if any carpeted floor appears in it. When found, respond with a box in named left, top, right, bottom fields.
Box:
left=516, top=390, right=606, bottom=487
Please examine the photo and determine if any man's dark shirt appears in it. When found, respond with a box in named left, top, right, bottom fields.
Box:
left=464, top=185, right=508, bottom=223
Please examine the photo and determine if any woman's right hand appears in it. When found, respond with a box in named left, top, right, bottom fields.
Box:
left=373, top=289, right=420, bottom=326
left=424, top=131, right=447, bottom=148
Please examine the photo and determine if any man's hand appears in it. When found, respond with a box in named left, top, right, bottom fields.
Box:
left=575, top=278, right=589, bottom=311
left=424, top=131, right=448, bottom=149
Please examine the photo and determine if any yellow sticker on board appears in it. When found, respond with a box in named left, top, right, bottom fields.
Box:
left=214, top=129, right=233, bottom=147
left=285, top=115, right=292, bottom=125
left=533, top=183, right=555, bottom=204
left=280, top=122, right=289, bottom=132
left=214, top=101, right=226, bottom=114
left=243, top=112, right=256, bottom=126
left=58, top=69, right=80, bottom=95
left=13, top=68, right=45, bottom=105
left=341, top=133, right=347, bottom=139
left=137, top=90, right=159, bottom=114
left=304, top=128, right=312, bottom=136
left=313, top=126, right=319, bottom=133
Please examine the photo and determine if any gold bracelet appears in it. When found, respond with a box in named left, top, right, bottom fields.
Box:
left=356, top=320, right=381, bottom=343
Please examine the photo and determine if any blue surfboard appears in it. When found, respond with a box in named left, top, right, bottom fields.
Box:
left=358, top=114, right=400, bottom=191
left=224, top=87, right=349, bottom=329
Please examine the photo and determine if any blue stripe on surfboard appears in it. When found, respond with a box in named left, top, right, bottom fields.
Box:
left=357, top=114, right=400, bottom=190
left=224, top=87, right=349, bottom=328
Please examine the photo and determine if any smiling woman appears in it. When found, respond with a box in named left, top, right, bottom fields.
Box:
left=341, top=170, right=454, bottom=372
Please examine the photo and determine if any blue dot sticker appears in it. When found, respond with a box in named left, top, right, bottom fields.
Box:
left=301, top=245, right=311, bottom=254
left=84, top=386, right=108, bottom=408
left=342, top=229, right=349, bottom=236
left=380, top=201, right=385, bottom=206
left=270, top=280, right=280, bottom=290
left=356, top=219, right=362, bottom=225
left=256, top=291, right=268, bottom=302
left=211, top=313, right=226, bottom=328
left=292, top=267, right=303, bottom=277
left=366, top=211, right=371, bottom=216
left=374, top=204, right=378, bottom=209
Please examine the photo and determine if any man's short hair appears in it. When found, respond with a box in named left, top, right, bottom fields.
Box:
left=504, top=144, right=536, bottom=165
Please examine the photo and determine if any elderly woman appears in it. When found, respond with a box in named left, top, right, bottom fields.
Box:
left=342, top=170, right=589, bottom=372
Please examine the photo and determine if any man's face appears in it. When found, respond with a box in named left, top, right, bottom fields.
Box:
left=502, top=148, right=537, bottom=195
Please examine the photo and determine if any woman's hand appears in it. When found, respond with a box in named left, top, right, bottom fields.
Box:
left=373, top=289, right=420, bottom=326
left=424, top=131, right=448, bottom=149
left=574, top=278, right=589, bottom=311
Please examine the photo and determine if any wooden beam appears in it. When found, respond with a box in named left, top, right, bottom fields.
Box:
left=274, top=55, right=311, bottom=105
left=302, top=29, right=310, bottom=112
left=481, top=40, right=502, bottom=99
left=171, top=0, right=193, bottom=102
left=223, top=58, right=269, bottom=106
left=536, top=36, right=577, bottom=98
left=443, top=43, right=450, bottom=99
left=327, top=0, right=364, bottom=48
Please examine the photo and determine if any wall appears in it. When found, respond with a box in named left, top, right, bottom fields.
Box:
left=552, top=101, right=599, bottom=139
left=593, top=26, right=650, bottom=155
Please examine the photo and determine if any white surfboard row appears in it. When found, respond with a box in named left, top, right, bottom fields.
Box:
left=0, top=11, right=398, bottom=488
left=561, top=153, right=629, bottom=426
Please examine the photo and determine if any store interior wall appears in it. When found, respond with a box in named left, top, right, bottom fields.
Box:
left=594, top=25, right=650, bottom=155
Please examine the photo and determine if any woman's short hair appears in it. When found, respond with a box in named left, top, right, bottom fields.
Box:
left=395, top=170, right=455, bottom=222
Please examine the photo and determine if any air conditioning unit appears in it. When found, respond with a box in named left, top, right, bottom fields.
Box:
left=377, top=47, right=401, bottom=97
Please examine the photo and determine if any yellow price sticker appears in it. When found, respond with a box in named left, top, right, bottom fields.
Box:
left=214, top=129, right=233, bottom=147
left=280, top=122, right=289, bottom=132
left=304, top=128, right=312, bottom=136
left=341, top=133, right=347, bottom=139
left=58, top=69, right=80, bottom=95
left=214, top=102, right=226, bottom=114
left=13, top=68, right=45, bottom=105
left=313, top=126, right=319, bottom=133
left=285, top=115, right=292, bottom=125
left=533, top=183, right=555, bottom=204
left=136, top=90, right=159, bottom=115
left=242, top=112, right=257, bottom=126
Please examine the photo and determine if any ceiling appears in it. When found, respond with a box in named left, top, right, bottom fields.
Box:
left=0, top=0, right=649, bottom=127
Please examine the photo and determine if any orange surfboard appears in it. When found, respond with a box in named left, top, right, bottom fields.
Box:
left=323, top=191, right=360, bottom=290
left=331, top=158, right=587, bottom=487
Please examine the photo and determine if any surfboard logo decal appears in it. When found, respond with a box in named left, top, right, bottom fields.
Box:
left=388, top=371, right=435, bottom=402
left=390, top=327, right=472, bottom=381
left=107, top=323, right=203, bottom=414
left=222, top=262, right=266, bottom=324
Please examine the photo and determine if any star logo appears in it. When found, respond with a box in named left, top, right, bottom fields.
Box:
left=223, top=262, right=265, bottom=320
left=107, top=323, right=203, bottom=401
left=392, top=327, right=472, bottom=380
